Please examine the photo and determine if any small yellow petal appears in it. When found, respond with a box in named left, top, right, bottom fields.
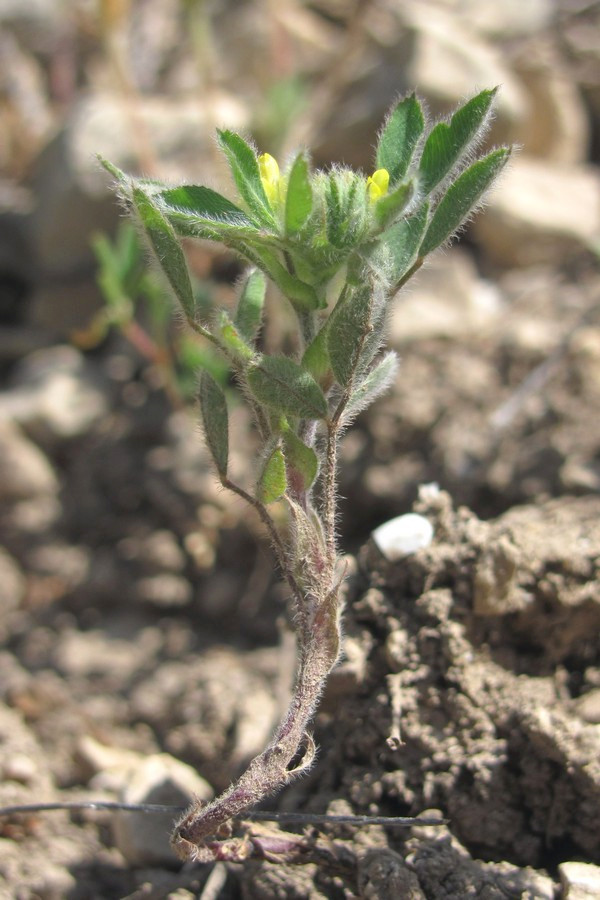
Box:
left=367, top=167, right=390, bottom=202
left=259, top=153, right=280, bottom=184
left=259, top=153, right=281, bottom=206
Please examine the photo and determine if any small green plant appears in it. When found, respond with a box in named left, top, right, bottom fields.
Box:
left=101, top=87, right=510, bottom=863
left=81, top=222, right=227, bottom=404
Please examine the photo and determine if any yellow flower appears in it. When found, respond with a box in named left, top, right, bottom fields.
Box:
left=367, top=168, right=390, bottom=203
left=259, top=153, right=282, bottom=207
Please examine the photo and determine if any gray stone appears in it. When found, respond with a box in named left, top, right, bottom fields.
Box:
left=0, top=547, right=25, bottom=612
left=3, top=345, right=109, bottom=442
left=442, top=0, right=554, bottom=38
left=559, top=862, right=600, bottom=900
left=0, top=419, right=58, bottom=501
left=390, top=249, right=503, bottom=344
left=473, top=158, right=600, bottom=267
left=358, top=848, right=425, bottom=899
left=81, top=737, right=213, bottom=867
left=400, top=2, right=527, bottom=142
left=513, top=38, right=590, bottom=164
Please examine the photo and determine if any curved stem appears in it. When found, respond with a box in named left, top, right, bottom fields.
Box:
left=171, top=589, right=340, bottom=861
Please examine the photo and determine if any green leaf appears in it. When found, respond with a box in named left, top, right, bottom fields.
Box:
left=235, top=268, right=266, bottom=342
left=132, top=186, right=197, bottom=321
left=342, top=351, right=398, bottom=424
left=98, top=155, right=129, bottom=186
left=217, top=130, right=276, bottom=228
left=285, top=152, right=313, bottom=235
left=419, top=88, right=497, bottom=195
left=249, top=248, right=322, bottom=311
left=380, top=203, right=430, bottom=285
left=247, top=356, right=328, bottom=420
left=215, top=310, right=254, bottom=361
left=302, top=324, right=331, bottom=386
left=282, top=425, right=319, bottom=492
left=420, top=147, right=510, bottom=256
left=199, top=371, right=229, bottom=477
left=326, top=285, right=373, bottom=387
left=376, top=94, right=425, bottom=184
left=157, top=184, right=256, bottom=228
left=258, top=446, right=287, bottom=503
left=325, top=170, right=368, bottom=249
left=373, top=179, right=415, bottom=229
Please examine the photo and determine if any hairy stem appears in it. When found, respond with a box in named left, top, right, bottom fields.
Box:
left=323, top=422, right=339, bottom=584
left=171, top=575, right=340, bottom=861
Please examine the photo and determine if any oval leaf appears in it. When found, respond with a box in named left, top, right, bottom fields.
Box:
left=342, top=351, right=398, bottom=425
left=419, top=88, right=497, bottom=196
left=373, top=179, right=415, bottom=228
left=247, top=356, right=328, bottom=420
left=217, top=130, right=276, bottom=228
left=282, top=426, right=319, bottom=492
left=420, top=147, right=510, bottom=256
left=379, top=202, right=430, bottom=285
left=326, top=285, right=372, bottom=387
left=216, top=310, right=254, bottom=361
left=199, top=371, right=229, bottom=477
left=302, top=324, right=332, bottom=387
left=132, top=186, right=196, bottom=320
left=157, top=184, right=256, bottom=229
left=376, top=94, right=425, bottom=184
left=235, top=268, right=266, bottom=342
left=285, top=152, right=313, bottom=235
left=258, top=446, right=287, bottom=503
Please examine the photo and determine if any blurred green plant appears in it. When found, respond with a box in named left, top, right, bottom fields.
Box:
left=78, top=222, right=228, bottom=405
left=101, top=87, right=510, bottom=864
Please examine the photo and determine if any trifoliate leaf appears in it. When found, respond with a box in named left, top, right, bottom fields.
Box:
left=247, top=356, right=328, bottom=420
left=199, top=371, right=229, bottom=477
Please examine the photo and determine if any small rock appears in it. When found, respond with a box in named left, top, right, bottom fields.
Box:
left=0, top=547, right=25, bottom=612
left=358, top=848, right=425, bottom=900
left=448, top=0, right=554, bottom=38
left=80, top=736, right=212, bottom=867
left=513, top=37, right=590, bottom=164
left=372, top=514, right=434, bottom=561
left=135, top=573, right=193, bottom=608
left=119, top=529, right=186, bottom=573
left=390, top=249, right=503, bottom=344
left=473, top=157, right=600, bottom=267
left=575, top=689, right=600, bottom=725
left=0, top=419, right=58, bottom=501
left=400, top=2, right=526, bottom=141
left=559, top=861, right=600, bottom=900
left=3, top=346, right=109, bottom=442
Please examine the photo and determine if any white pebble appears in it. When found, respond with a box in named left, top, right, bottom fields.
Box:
left=372, top=513, right=434, bottom=561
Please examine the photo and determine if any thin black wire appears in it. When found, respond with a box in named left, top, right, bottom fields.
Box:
left=0, top=800, right=445, bottom=828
